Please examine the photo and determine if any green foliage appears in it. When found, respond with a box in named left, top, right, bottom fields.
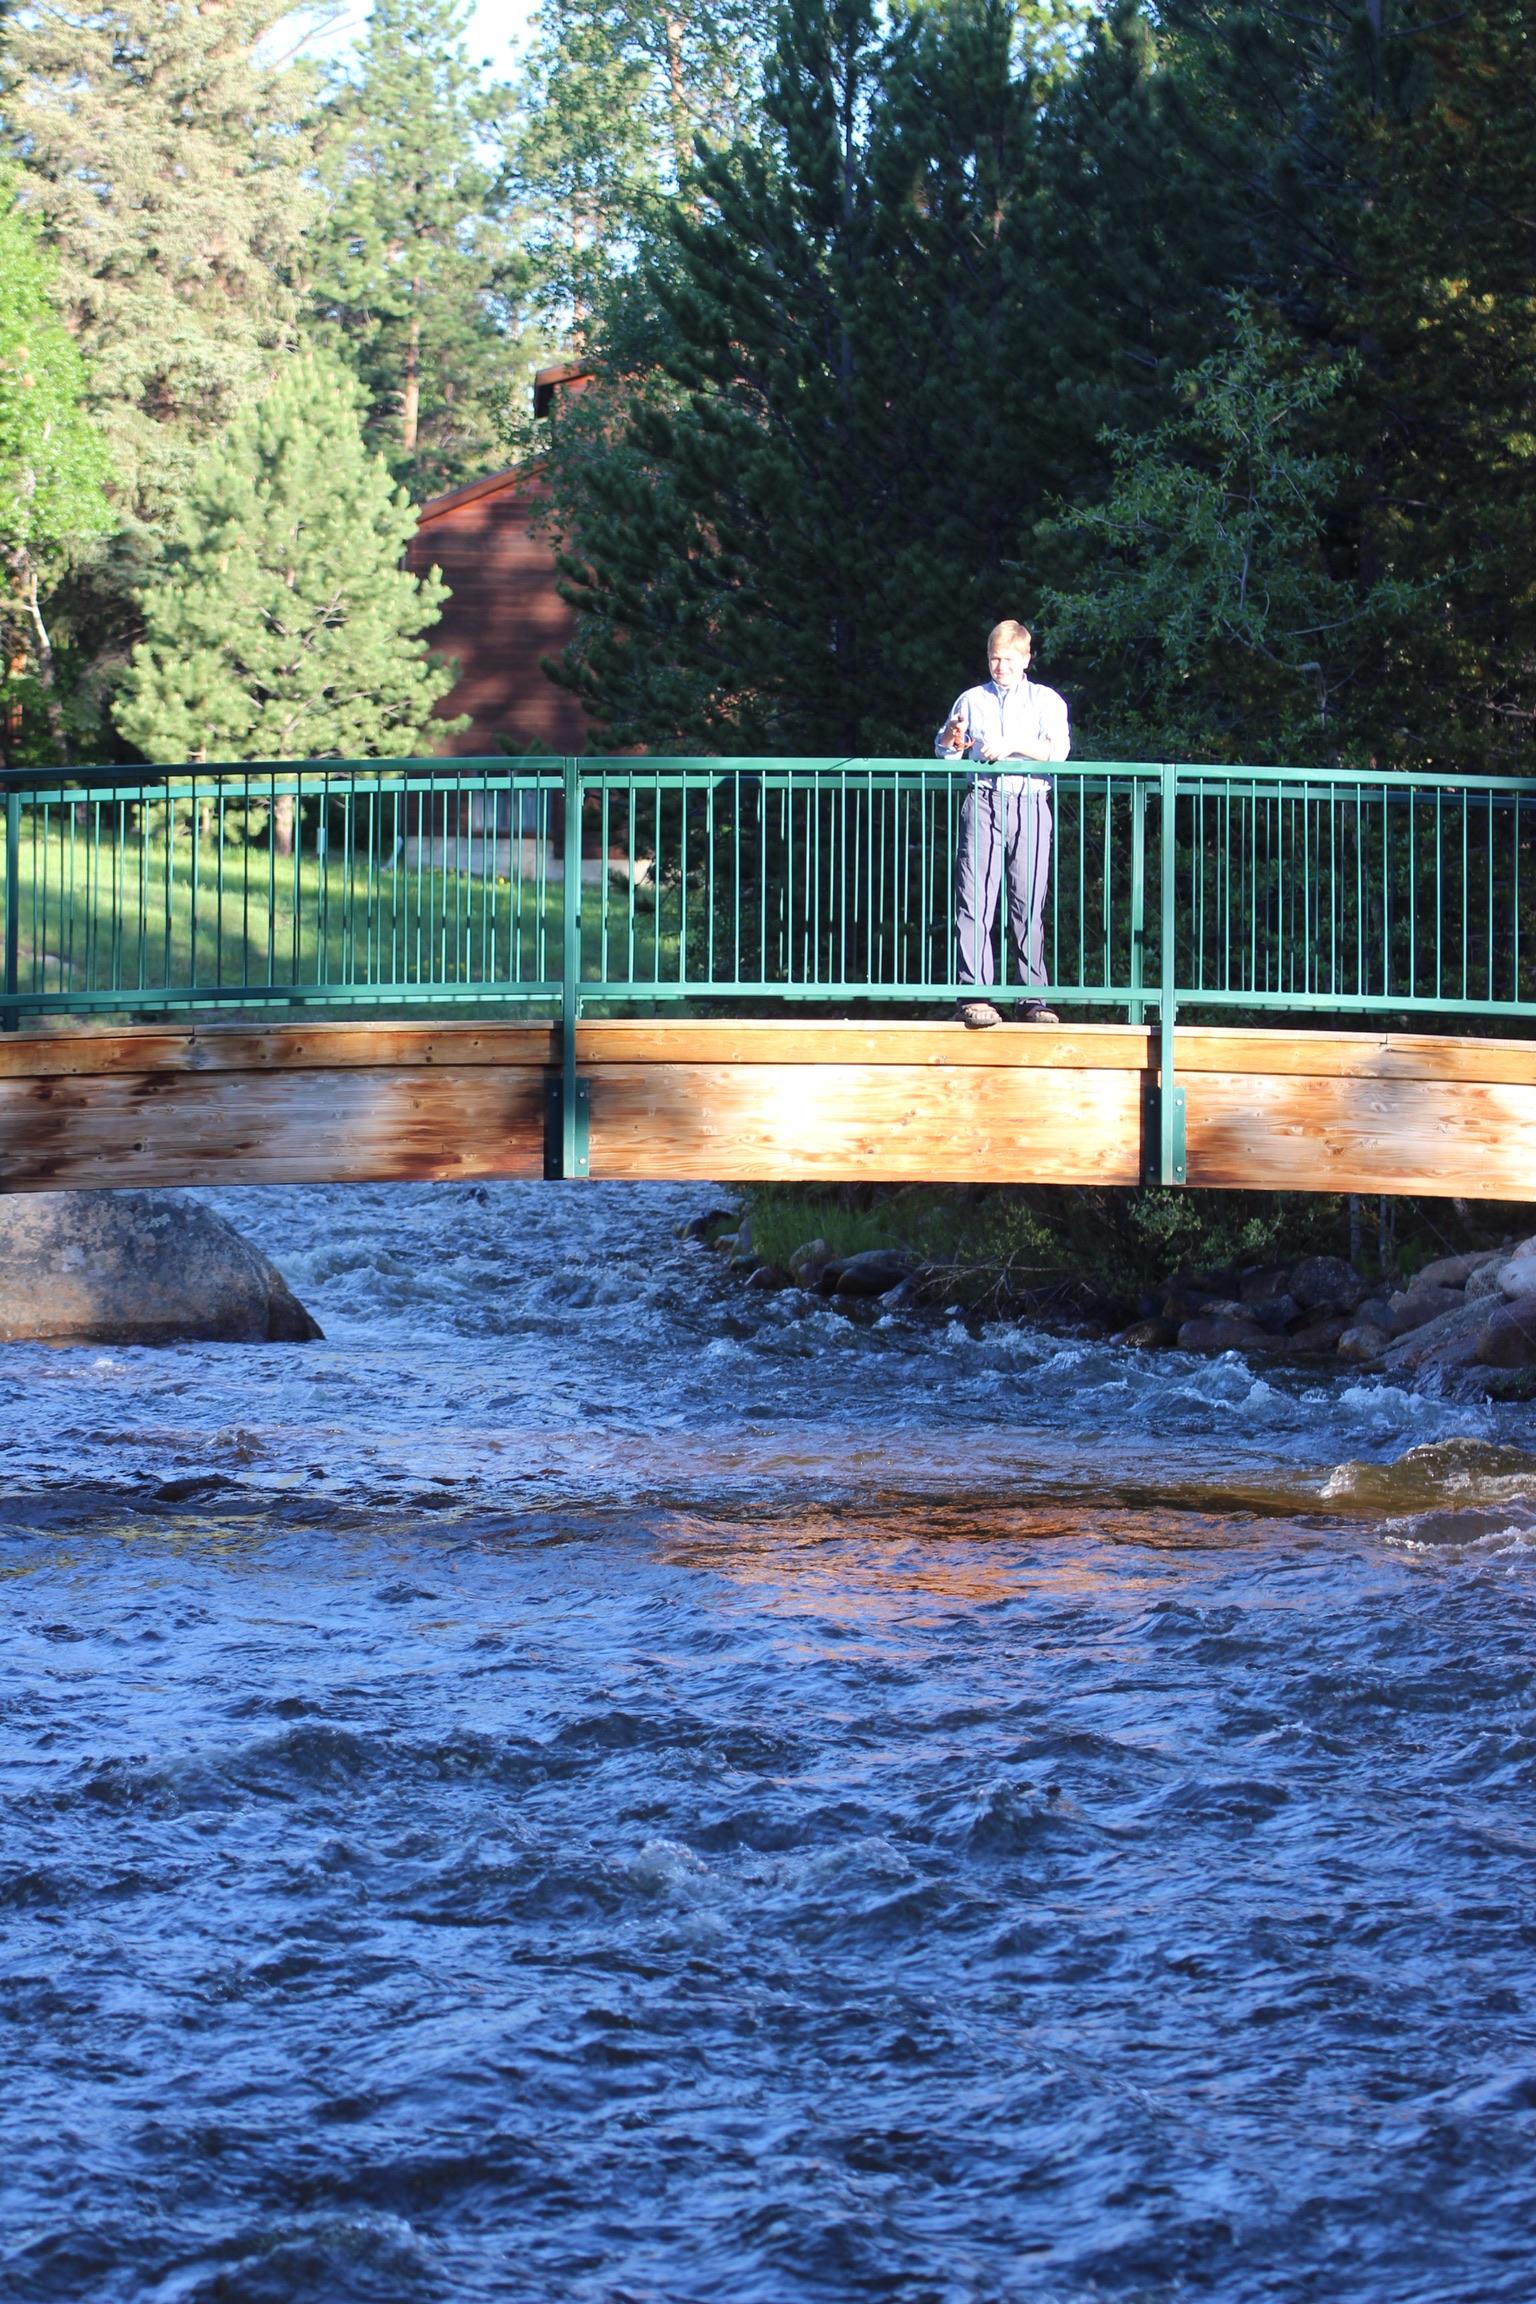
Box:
left=509, top=0, right=772, bottom=335
left=1041, top=307, right=1415, bottom=761
left=309, top=0, right=531, bottom=494
left=743, top=1181, right=1356, bottom=1311
left=1146, top=0, right=1536, bottom=770
left=114, top=354, right=465, bottom=763
left=0, top=180, right=111, bottom=761
left=0, top=189, right=110, bottom=555
left=4, top=0, right=313, bottom=528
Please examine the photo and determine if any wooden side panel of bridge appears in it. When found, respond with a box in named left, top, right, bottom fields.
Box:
left=1, top=1020, right=1534, bottom=1199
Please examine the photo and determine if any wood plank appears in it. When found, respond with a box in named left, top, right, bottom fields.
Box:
left=585, top=1062, right=1144, bottom=1183
left=1174, top=1026, right=1536, bottom=1087
left=0, top=1022, right=559, bottom=1078
left=0, top=1015, right=1534, bottom=1198
left=1186, top=1073, right=1536, bottom=1198
left=0, top=1067, right=548, bottom=1190
left=573, top=1018, right=1154, bottom=1068
left=5, top=1015, right=1533, bottom=1086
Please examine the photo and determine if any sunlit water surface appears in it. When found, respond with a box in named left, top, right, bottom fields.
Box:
left=3, top=1182, right=1536, bottom=2303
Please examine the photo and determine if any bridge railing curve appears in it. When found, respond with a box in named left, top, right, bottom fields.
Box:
left=3, top=755, right=1534, bottom=1032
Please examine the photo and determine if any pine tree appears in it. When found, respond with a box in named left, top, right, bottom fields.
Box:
left=510, top=0, right=772, bottom=333
left=0, top=179, right=111, bottom=762
left=1021, top=0, right=1242, bottom=538
left=1148, top=0, right=1536, bottom=769
left=309, top=0, right=527, bottom=495
left=4, top=0, right=313, bottom=528
left=114, top=354, right=464, bottom=777
left=1040, top=307, right=1413, bottom=761
left=550, top=0, right=1082, bottom=753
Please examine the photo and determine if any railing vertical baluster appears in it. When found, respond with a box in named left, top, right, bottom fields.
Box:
left=3, top=783, right=19, bottom=1029
left=1127, top=777, right=1146, bottom=1026
left=1154, top=759, right=1185, bottom=1185
left=557, top=754, right=587, bottom=1178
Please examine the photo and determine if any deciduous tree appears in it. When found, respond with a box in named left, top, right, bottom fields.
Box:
left=0, top=180, right=111, bottom=762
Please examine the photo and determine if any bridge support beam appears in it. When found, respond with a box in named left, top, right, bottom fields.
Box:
left=0, top=1020, right=1533, bottom=1200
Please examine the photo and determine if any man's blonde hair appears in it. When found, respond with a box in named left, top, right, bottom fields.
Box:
left=987, top=619, right=1033, bottom=655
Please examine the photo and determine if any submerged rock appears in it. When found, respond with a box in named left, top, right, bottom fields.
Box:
left=0, top=1190, right=322, bottom=1347
left=831, top=1249, right=920, bottom=1298
left=1176, top=1311, right=1284, bottom=1358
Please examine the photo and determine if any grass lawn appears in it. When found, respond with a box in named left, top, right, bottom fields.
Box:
left=5, top=826, right=697, bottom=1023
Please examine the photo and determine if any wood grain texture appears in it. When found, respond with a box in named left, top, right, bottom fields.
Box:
left=0, top=1068, right=548, bottom=1190
left=3, top=1016, right=1532, bottom=1080
left=584, top=1063, right=1145, bottom=1183
left=1173, top=1027, right=1536, bottom=1087
left=573, top=1018, right=1154, bottom=1069
left=0, top=1017, right=1534, bottom=1196
left=0, top=1023, right=560, bottom=1078
left=1186, top=1074, right=1536, bottom=1198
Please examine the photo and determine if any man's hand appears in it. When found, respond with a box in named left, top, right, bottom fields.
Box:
left=939, top=712, right=967, bottom=755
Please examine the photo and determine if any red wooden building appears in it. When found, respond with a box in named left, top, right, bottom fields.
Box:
left=400, top=369, right=650, bottom=879
left=404, top=364, right=593, bottom=760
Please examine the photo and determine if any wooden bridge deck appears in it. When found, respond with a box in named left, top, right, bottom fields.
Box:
left=1, top=1019, right=1534, bottom=1199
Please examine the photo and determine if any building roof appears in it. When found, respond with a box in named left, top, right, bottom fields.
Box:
left=415, top=460, right=547, bottom=528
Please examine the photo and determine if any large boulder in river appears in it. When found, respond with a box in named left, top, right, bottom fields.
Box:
left=0, top=1191, right=322, bottom=1346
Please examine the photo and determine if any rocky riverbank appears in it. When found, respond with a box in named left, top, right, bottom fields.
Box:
left=688, top=1204, right=1536, bottom=1401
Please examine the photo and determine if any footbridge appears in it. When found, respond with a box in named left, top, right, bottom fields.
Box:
left=3, top=756, right=1534, bottom=1199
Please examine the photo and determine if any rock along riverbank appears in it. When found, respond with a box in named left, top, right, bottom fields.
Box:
left=689, top=1208, right=1536, bottom=1403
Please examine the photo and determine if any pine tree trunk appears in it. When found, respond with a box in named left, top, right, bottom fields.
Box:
left=273, top=793, right=295, bottom=857
left=666, top=13, right=689, bottom=184
left=403, top=308, right=421, bottom=454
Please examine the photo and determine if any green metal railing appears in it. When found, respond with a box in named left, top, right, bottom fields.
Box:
left=4, top=755, right=1535, bottom=1179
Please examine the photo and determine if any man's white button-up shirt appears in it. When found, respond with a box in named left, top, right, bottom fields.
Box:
left=934, top=678, right=1071, bottom=793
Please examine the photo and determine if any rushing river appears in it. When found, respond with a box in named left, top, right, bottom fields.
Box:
left=3, top=1181, right=1536, bottom=2304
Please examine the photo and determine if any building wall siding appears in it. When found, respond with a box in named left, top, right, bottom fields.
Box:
left=407, top=470, right=591, bottom=757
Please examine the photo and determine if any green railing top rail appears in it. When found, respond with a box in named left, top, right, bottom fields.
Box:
left=4, top=754, right=1536, bottom=1044
left=5, top=755, right=1536, bottom=795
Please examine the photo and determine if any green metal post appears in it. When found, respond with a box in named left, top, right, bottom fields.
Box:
left=1129, top=778, right=1147, bottom=1028
left=549, top=756, right=589, bottom=1178
left=1148, top=759, right=1186, bottom=1185
left=3, top=785, right=20, bottom=1030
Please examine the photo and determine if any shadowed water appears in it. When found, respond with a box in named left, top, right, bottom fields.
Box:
left=2, top=1184, right=1534, bottom=2302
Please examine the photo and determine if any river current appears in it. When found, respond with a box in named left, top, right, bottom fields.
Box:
left=3, top=1181, right=1536, bottom=2304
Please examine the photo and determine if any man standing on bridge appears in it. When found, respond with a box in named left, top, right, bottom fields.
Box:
left=936, top=618, right=1070, bottom=1027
